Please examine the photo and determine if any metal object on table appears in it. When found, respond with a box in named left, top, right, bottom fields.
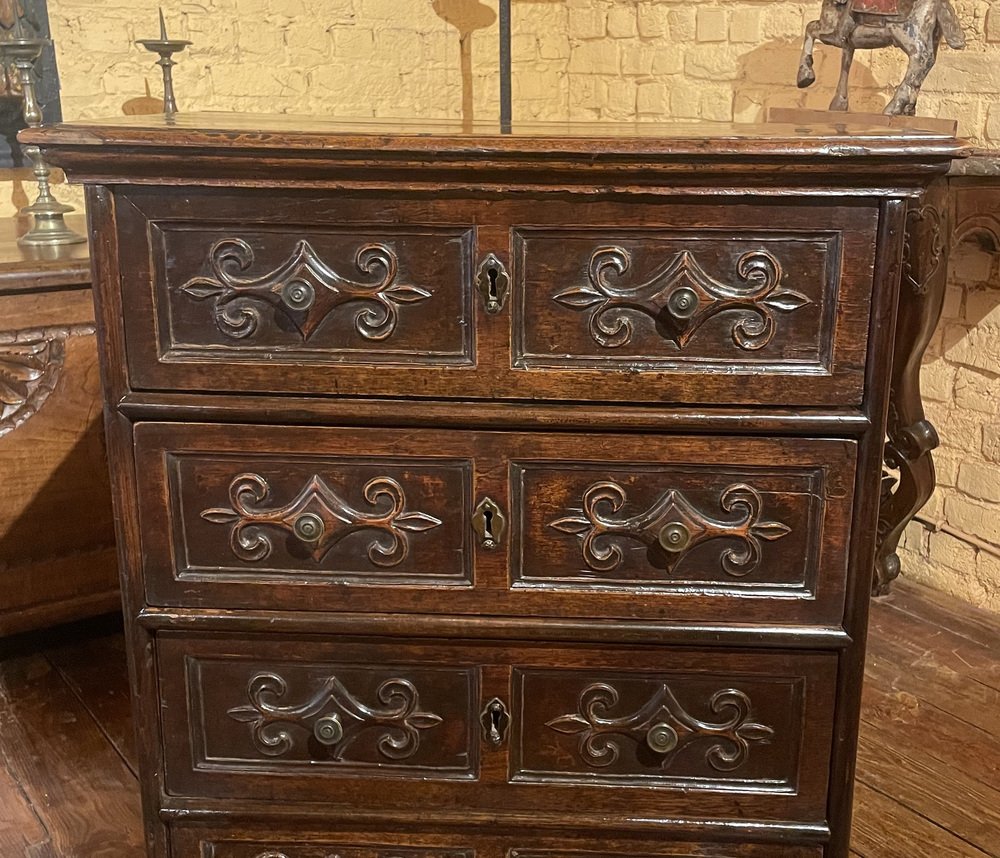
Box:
left=796, top=0, right=965, bottom=116
left=136, top=8, right=191, bottom=116
left=0, top=16, right=84, bottom=247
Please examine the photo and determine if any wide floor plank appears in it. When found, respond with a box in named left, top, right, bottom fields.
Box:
left=850, top=781, right=993, bottom=858
left=880, top=579, right=1000, bottom=653
left=861, top=658, right=1000, bottom=792
left=0, top=757, right=49, bottom=857
left=855, top=730, right=1000, bottom=854
left=0, top=653, right=144, bottom=858
left=45, top=631, right=137, bottom=775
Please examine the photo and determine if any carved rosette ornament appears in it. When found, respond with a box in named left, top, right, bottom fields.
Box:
left=180, top=238, right=431, bottom=341
left=0, top=325, right=94, bottom=438
left=201, top=473, right=442, bottom=566
left=228, top=672, right=443, bottom=760
left=553, top=247, right=810, bottom=351
left=546, top=682, right=774, bottom=772
left=549, top=481, right=791, bottom=577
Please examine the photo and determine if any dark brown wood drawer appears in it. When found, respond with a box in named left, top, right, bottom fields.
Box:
left=169, top=823, right=825, bottom=858
left=159, top=634, right=837, bottom=826
left=134, top=422, right=856, bottom=626
left=115, top=189, right=877, bottom=407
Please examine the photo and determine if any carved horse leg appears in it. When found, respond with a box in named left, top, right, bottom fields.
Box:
left=875, top=180, right=951, bottom=595
left=798, top=20, right=822, bottom=87
left=829, top=44, right=855, bottom=111
left=885, top=23, right=939, bottom=114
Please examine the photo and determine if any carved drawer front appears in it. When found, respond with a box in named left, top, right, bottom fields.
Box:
left=508, top=199, right=878, bottom=407
left=159, top=635, right=834, bottom=826
left=510, top=433, right=856, bottom=627
left=115, top=189, right=479, bottom=396
left=158, top=635, right=479, bottom=804
left=509, top=648, right=836, bottom=822
left=169, top=824, right=823, bottom=858
left=135, top=424, right=855, bottom=626
left=134, top=422, right=474, bottom=613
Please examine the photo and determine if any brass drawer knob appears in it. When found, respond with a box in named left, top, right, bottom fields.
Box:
left=292, top=512, right=325, bottom=543
left=281, top=278, right=316, bottom=311
left=666, top=286, right=699, bottom=320
left=658, top=521, right=691, bottom=553
left=313, top=714, right=344, bottom=746
left=646, top=722, right=679, bottom=754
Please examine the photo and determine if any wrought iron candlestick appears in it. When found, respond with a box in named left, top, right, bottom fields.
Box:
left=499, top=0, right=511, bottom=133
left=137, top=8, right=191, bottom=115
left=0, top=25, right=85, bottom=247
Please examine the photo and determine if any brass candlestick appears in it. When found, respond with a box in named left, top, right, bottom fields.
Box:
left=0, top=24, right=85, bottom=247
left=137, top=8, right=191, bottom=115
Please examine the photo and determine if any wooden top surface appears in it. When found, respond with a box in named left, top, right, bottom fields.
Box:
left=0, top=216, right=90, bottom=295
left=23, top=111, right=969, bottom=160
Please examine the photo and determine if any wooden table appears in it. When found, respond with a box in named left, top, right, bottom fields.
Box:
left=0, top=214, right=118, bottom=636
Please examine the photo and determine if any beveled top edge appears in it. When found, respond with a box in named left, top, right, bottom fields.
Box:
left=22, top=111, right=970, bottom=160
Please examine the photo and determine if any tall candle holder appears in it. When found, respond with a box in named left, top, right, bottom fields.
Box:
left=136, top=8, right=191, bottom=115
left=0, top=20, right=85, bottom=247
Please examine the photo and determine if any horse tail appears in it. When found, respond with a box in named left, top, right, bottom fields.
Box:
left=938, top=0, right=966, bottom=50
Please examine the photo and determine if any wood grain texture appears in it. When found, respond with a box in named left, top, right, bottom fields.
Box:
left=27, top=116, right=964, bottom=858
left=132, top=422, right=856, bottom=626
left=1, top=580, right=997, bottom=857
left=0, top=652, right=143, bottom=857
left=0, top=216, right=118, bottom=638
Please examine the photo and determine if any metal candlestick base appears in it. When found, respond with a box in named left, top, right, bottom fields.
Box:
left=0, top=35, right=86, bottom=247
left=19, top=197, right=84, bottom=246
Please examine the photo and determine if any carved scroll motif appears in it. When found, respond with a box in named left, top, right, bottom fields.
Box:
left=902, top=203, right=947, bottom=296
left=180, top=238, right=431, bottom=341
left=546, top=682, right=774, bottom=772
left=549, top=481, right=791, bottom=577
left=0, top=324, right=95, bottom=439
left=553, top=247, right=811, bottom=350
left=228, top=672, right=443, bottom=759
left=201, top=473, right=442, bottom=566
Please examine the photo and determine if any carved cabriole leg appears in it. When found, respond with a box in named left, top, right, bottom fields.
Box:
left=874, top=179, right=951, bottom=595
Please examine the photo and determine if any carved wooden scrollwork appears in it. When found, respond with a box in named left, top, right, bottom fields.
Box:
left=0, top=324, right=95, bottom=439
left=549, top=481, right=791, bottom=577
left=546, top=682, right=774, bottom=772
left=875, top=183, right=951, bottom=595
left=180, top=238, right=431, bottom=341
left=552, top=247, right=811, bottom=350
left=201, top=473, right=442, bottom=566
left=228, top=671, right=443, bottom=759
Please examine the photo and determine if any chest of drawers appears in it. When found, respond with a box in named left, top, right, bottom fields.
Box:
left=28, top=114, right=965, bottom=858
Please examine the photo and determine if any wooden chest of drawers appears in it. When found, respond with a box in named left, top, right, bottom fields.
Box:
left=28, top=114, right=965, bottom=858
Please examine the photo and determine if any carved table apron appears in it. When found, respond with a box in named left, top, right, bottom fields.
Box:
left=25, top=115, right=966, bottom=858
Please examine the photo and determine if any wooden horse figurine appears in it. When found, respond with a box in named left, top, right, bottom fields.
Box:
left=797, top=0, right=965, bottom=115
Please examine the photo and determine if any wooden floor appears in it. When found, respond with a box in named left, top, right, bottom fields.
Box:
left=0, top=579, right=998, bottom=857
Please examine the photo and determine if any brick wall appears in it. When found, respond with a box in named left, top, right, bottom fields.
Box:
left=897, top=241, right=1000, bottom=611
left=6, top=0, right=999, bottom=608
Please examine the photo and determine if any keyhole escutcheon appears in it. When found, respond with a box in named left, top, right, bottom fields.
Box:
left=476, top=253, right=510, bottom=314
left=472, top=496, right=506, bottom=550
left=481, top=697, right=510, bottom=748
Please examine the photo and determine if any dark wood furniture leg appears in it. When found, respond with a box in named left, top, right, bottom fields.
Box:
left=875, top=179, right=951, bottom=595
